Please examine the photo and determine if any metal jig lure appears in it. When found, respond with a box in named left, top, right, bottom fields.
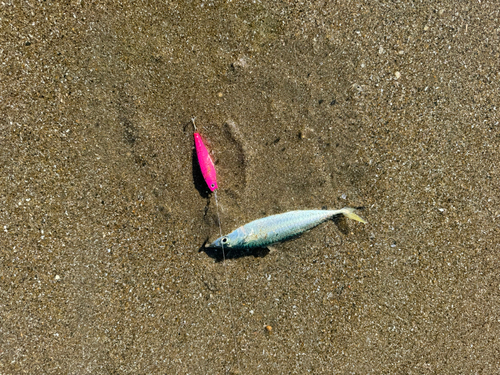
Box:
left=192, top=118, right=218, bottom=192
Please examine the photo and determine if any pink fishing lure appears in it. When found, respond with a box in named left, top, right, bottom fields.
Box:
left=192, top=119, right=218, bottom=192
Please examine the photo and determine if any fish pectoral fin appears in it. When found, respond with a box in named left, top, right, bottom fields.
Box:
left=245, top=233, right=260, bottom=243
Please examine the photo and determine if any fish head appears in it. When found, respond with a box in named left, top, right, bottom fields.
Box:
left=208, top=235, right=230, bottom=249
left=208, top=228, right=244, bottom=249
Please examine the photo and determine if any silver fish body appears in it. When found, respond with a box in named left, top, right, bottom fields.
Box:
left=209, top=207, right=366, bottom=249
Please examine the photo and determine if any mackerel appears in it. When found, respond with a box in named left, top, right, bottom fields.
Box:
left=208, top=207, right=366, bottom=249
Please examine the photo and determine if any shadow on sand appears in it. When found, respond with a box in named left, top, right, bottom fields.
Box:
left=198, top=238, right=270, bottom=262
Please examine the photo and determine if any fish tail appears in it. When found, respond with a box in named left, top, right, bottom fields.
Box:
left=339, top=207, right=367, bottom=223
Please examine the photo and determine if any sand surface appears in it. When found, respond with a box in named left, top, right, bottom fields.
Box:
left=1, top=1, right=499, bottom=373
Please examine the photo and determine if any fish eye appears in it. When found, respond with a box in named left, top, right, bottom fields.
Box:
left=211, top=183, right=215, bottom=188
left=221, top=237, right=228, bottom=244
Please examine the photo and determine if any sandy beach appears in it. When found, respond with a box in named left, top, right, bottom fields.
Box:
left=1, top=1, right=499, bottom=373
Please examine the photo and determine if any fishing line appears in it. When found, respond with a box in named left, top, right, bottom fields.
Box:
left=214, top=190, right=241, bottom=373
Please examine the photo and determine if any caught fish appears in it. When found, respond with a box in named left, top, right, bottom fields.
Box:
left=192, top=118, right=218, bottom=192
left=208, top=207, right=366, bottom=249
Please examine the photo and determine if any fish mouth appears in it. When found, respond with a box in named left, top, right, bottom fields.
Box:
left=205, top=238, right=220, bottom=248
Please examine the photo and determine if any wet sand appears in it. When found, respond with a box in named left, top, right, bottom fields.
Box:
left=1, top=1, right=499, bottom=373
